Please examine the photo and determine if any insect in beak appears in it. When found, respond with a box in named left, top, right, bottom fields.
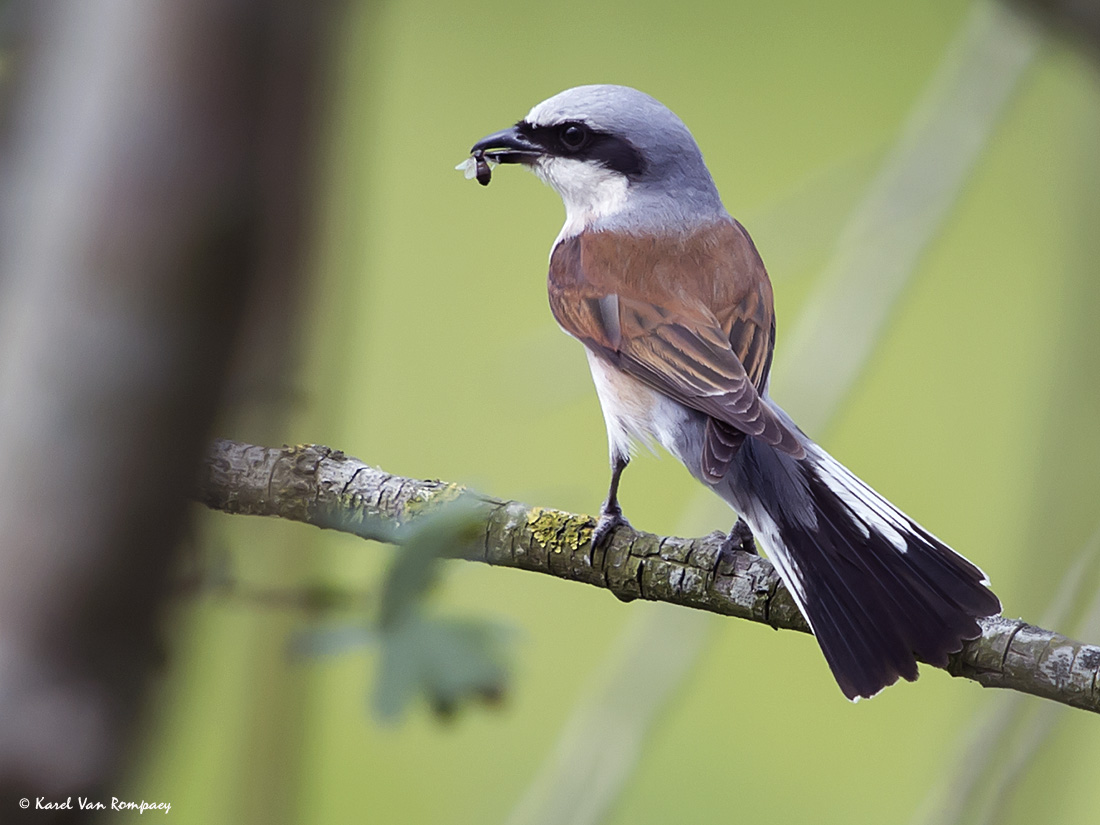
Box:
left=455, top=150, right=496, bottom=186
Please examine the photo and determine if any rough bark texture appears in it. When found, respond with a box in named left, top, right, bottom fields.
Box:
left=198, top=439, right=1100, bottom=715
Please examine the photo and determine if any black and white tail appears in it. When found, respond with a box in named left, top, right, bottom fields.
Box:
left=724, top=434, right=1001, bottom=700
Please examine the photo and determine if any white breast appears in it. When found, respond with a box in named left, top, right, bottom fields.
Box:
left=585, top=349, right=690, bottom=462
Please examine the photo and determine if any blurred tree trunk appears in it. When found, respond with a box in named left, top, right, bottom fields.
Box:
left=0, top=1, right=338, bottom=817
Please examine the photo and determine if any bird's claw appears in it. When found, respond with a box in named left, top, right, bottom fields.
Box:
left=719, top=517, right=757, bottom=556
left=591, top=507, right=631, bottom=550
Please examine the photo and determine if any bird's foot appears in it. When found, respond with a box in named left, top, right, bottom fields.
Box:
left=591, top=505, right=631, bottom=550
left=719, top=517, right=757, bottom=556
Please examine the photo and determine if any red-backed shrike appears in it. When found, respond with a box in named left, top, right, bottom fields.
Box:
left=462, top=84, right=999, bottom=700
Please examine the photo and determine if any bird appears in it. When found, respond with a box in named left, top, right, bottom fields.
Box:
left=461, top=84, right=1000, bottom=700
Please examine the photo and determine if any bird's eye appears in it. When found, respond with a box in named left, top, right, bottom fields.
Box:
left=559, top=123, right=590, bottom=152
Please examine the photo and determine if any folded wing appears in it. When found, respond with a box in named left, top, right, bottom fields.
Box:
left=548, top=223, right=803, bottom=475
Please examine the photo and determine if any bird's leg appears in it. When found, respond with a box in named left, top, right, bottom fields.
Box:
left=591, top=453, right=631, bottom=549
left=719, top=516, right=757, bottom=556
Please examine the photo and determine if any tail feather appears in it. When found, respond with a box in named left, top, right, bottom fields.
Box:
left=726, top=436, right=1000, bottom=700
left=808, top=469, right=983, bottom=658
left=797, top=527, right=922, bottom=693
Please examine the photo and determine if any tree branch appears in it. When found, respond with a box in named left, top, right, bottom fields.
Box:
left=198, top=439, right=1100, bottom=714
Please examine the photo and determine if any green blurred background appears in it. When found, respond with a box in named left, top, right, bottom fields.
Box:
left=128, top=0, right=1100, bottom=822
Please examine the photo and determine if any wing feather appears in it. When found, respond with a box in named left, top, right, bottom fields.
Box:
left=548, top=224, right=803, bottom=469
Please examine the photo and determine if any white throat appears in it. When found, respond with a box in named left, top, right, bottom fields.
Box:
left=534, top=156, right=629, bottom=244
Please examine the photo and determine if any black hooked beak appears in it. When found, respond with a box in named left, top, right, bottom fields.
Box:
left=462, top=125, right=542, bottom=186
left=470, top=125, right=542, bottom=166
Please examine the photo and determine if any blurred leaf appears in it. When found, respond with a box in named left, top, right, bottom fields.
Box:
left=294, top=497, right=512, bottom=722
left=290, top=624, right=373, bottom=658
left=377, top=496, right=486, bottom=627
left=373, top=612, right=511, bottom=722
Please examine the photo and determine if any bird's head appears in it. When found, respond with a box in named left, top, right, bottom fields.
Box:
left=466, top=85, right=727, bottom=237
